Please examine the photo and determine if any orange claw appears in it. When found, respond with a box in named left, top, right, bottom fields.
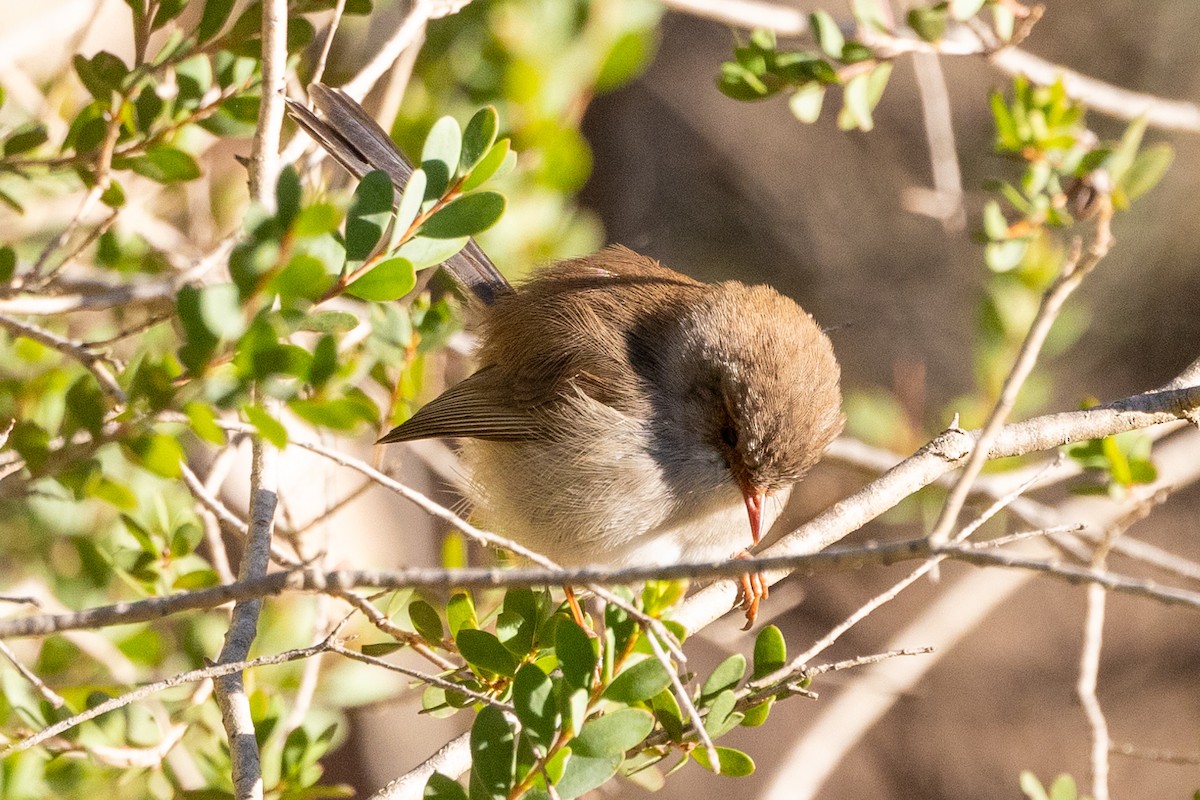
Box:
left=734, top=551, right=768, bottom=630
left=563, top=584, right=587, bottom=627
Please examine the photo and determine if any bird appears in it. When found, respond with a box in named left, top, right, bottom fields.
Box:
left=287, top=85, right=844, bottom=627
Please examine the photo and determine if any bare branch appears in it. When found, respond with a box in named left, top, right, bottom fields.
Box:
left=0, top=312, right=126, bottom=403
left=929, top=216, right=1114, bottom=552
left=1110, top=742, right=1200, bottom=766
left=1, top=641, right=326, bottom=758
left=214, top=437, right=279, bottom=800
left=0, top=639, right=65, bottom=708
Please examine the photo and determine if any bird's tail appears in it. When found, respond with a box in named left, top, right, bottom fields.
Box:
left=285, top=83, right=513, bottom=305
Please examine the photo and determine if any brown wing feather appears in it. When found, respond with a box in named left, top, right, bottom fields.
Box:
left=377, top=368, right=539, bottom=443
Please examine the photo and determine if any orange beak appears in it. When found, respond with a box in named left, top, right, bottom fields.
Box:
left=742, top=486, right=767, bottom=546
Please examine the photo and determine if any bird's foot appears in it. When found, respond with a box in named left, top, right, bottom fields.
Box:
left=563, top=584, right=594, bottom=633
left=733, top=551, right=768, bottom=630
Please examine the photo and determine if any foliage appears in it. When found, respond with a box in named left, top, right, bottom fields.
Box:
left=0, top=0, right=1186, bottom=798
left=0, top=0, right=660, bottom=797
left=413, top=590, right=801, bottom=797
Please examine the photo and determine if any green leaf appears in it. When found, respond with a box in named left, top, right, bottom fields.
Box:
left=650, top=689, right=684, bottom=740
left=345, top=257, right=416, bottom=302
left=1019, top=771, right=1050, bottom=800
left=419, top=192, right=505, bottom=239
left=294, top=203, right=343, bottom=237
left=185, top=401, right=226, bottom=445
left=392, top=168, right=428, bottom=244
left=1047, top=774, right=1078, bottom=800
left=691, top=746, right=755, bottom=776
left=99, top=180, right=126, bottom=208
left=395, top=235, right=469, bottom=270
left=461, top=139, right=511, bottom=192
left=345, top=170, right=395, bottom=263
left=424, top=773, right=468, bottom=800
left=1119, top=143, right=1173, bottom=203
left=468, top=706, right=515, bottom=800
left=752, top=624, right=787, bottom=680
left=907, top=5, right=948, bottom=41
left=296, top=312, right=355, bottom=337
left=199, top=283, right=245, bottom=339
left=554, top=750, right=622, bottom=800
left=788, top=82, right=825, bottom=123
left=447, top=591, right=477, bottom=636
left=512, top=664, right=557, bottom=750
left=740, top=696, right=774, bottom=727
left=985, top=239, right=1029, bottom=272
left=151, top=0, right=188, bottom=29
left=3, top=123, right=49, bottom=157
left=361, top=641, right=405, bottom=657
left=555, top=619, right=597, bottom=690
left=460, top=107, right=499, bottom=174
left=130, top=146, right=202, bottom=183
left=852, top=0, right=889, bottom=31
left=596, top=29, right=656, bottom=93
left=717, top=62, right=772, bottom=101
left=603, top=658, right=670, bottom=703
left=0, top=246, right=13, bottom=283
left=700, top=654, right=746, bottom=701
left=73, top=51, right=128, bottom=100
left=124, top=432, right=185, bottom=478
left=840, top=72, right=873, bottom=131
left=409, top=599, right=444, bottom=644
left=198, top=0, right=236, bottom=41
left=809, top=10, right=845, bottom=58
left=274, top=253, right=334, bottom=303
left=560, top=685, right=588, bottom=739
left=244, top=405, right=288, bottom=448
left=421, top=116, right=462, bottom=194
left=703, top=689, right=743, bottom=738
left=497, top=589, right=539, bottom=655
left=573, top=708, right=653, bottom=758
left=275, top=166, right=301, bottom=228
left=949, top=0, right=986, bottom=21
left=457, top=629, right=519, bottom=678
left=982, top=199, right=1009, bottom=241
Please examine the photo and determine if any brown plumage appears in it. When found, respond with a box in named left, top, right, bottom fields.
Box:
left=290, top=86, right=844, bottom=626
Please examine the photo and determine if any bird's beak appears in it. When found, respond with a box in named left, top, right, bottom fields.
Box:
left=742, top=486, right=767, bottom=546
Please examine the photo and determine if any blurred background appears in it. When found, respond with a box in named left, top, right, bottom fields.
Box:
left=2, top=0, right=1198, bottom=797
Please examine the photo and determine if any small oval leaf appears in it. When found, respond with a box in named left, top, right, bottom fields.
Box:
left=345, top=257, right=416, bottom=302
left=460, top=106, right=499, bottom=174
left=603, top=658, right=670, bottom=704
left=419, top=192, right=506, bottom=239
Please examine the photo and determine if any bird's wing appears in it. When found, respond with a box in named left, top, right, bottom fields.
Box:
left=377, top=367, right=540, bottom=443
left=287, top=84, right=512, bottom=305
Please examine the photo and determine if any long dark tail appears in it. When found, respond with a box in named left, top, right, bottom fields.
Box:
left=285, top=83, right=513, bottom=305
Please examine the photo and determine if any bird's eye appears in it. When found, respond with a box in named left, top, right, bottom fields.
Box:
left=720, top=424, right=738, bottom=448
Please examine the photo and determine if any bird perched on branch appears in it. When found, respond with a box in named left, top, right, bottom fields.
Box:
left=288, top=84, right=844, bottom=627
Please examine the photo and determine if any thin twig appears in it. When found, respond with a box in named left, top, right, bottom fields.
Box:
left=1078, top=580, right=1109, bottom=800
left=646, top=625, right=719, bottom=771
left=0, top=313, right=126, bottom=403
left=7, top=529, right=1200, bottom=642
left=928, top=213, right=1114, bottom=552
left=1, top=640, right=328, bottom=758
left=214, top=436, right=278, bottom=800
left=1110, top=742, right=1200, bottom=766
left=327, top=643, right=507, bottom=709
left=0, top=639, right=66, bottom=707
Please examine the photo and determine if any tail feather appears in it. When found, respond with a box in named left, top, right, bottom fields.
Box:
left=286, top=83, right=513, bottom=305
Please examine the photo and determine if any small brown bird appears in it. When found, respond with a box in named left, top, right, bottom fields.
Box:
left=289, top=86, right=844, bottom=626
